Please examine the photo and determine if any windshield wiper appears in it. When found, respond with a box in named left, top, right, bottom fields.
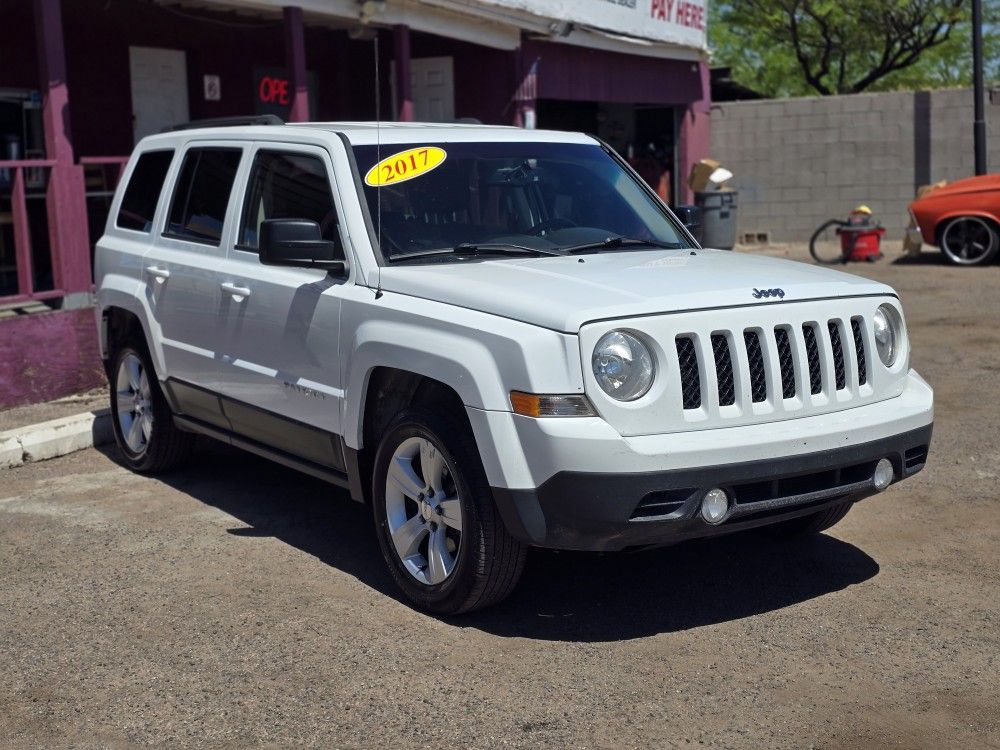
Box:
left=562, top=236, right=685, bottom=254
left=390, top=242, right=564, bottom=262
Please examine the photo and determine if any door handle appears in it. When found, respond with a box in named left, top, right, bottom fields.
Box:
left=220, top=281, right=252, bottom=300
left=145, top=265, right=170, bottom=281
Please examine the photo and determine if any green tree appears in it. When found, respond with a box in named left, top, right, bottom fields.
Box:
left=711, top=0, right=996, bottom=97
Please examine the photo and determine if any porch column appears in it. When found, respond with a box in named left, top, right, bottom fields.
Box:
left=283, top=6, right=310, bottom=122
left=34, top=0, right=90, bottom=297
left=677, top=60, right=712, bottom=205
left=393, top=25, right=414, bottom=122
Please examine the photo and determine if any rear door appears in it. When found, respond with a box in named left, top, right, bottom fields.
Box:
left=212, top=142, right=349, bottom=467
left=144, top=141, right=247, bottom=428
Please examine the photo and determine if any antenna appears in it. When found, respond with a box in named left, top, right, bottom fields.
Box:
left=373, top=31, right=383, bottom=299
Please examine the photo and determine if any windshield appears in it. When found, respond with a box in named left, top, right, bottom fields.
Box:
left=352, top=142, right=692, bottom=261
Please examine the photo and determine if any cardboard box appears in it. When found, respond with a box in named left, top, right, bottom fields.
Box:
left=688, top=158, right=721, bottom=193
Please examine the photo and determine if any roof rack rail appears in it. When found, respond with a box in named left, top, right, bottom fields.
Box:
left=162, top=115, right=284, bottom=133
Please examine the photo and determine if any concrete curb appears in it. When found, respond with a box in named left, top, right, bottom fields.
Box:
left=0, top=409, right=113, bottom=470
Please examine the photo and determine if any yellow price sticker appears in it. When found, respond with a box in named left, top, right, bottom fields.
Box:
left=364, top=146, right=448, bottom=187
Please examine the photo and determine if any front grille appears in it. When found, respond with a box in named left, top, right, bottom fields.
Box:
left=744, top=330, right=767, bottom=403
left=851, top=318, right=868, bottom=386
left=673, top=314, right=875, bottom=412
left=712, top=334, right=736, bottom=406
left=774, top=327, right=796, bottom=399
left=676, top=336, right=701, bottom=410
left=803, top=324, right=822, bottom=395
left=828, top=320, right=847, bottom=390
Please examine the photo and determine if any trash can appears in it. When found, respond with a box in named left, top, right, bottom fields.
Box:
left=695, top=190, right=739, bottom=250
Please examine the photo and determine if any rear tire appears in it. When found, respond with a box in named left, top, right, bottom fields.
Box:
left=108, top=341, right=192, bottom=473
left=766, top=501, right=853, bottom=537
left=940, top=216, right=999, bottom=266
left=371, top=406, right=526, bottom=614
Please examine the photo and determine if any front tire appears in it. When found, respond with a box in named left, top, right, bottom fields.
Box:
left=371, top=407, right=526, bottom=614
left=109, top=343, right=192, bottom=473
left=940, top=216, right=999, bottom=266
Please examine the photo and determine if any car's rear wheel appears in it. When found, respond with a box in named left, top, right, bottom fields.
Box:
left=109, top=343, right=192, bottom=473
left=766, top=501, right=853, bottom=537
left=940, top=216, right=1000, bottom=266
left=371, top=406, right=526, bottom=614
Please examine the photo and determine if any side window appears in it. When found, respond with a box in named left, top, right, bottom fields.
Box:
left=116, top=150, right=174, bottom=232
left=238, top=150, right=341, bottom=255
left=165, top=148, right=242, bottom=245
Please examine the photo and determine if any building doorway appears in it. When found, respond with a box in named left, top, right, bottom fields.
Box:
left=410, top=57, right=454, bottom=122
left=129, top=46, right=189, bottom=142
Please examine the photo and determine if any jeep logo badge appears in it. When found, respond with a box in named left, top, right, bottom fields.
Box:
left=752, top=288, right=785, bottom=299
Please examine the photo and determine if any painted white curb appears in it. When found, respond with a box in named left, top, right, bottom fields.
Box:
left=0, top=409, right=113, bottom=469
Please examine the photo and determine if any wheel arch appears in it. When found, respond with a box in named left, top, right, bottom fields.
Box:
left=348, top=366, right=478, bottom=505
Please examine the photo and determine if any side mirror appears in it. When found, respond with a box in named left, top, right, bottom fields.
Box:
left=674, top=205, right=703, bottom=244
left=259, top=219, right=347, bottom=274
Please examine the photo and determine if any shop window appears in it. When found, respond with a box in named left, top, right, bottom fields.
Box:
left=238, top=150, right=340, bottom=254
left=165, top=148, right=242, bottom=245
left=116, top=150, right=174, bottom=232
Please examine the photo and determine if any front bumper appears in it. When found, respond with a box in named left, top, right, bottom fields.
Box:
left=491, top=423, right=931, bottom=551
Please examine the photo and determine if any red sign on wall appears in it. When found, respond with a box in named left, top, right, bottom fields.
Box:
left=254, top=67, right=317, bottom=118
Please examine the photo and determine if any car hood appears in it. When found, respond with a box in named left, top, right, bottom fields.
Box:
left=376, top=249, right=894, bottom=332
left=915, top=174, right=1000, bottom=203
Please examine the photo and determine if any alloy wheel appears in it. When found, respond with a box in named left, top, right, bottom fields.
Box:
left=384, top=436, right=464, bottom=585
left=115, top=352, right=153, bottom=455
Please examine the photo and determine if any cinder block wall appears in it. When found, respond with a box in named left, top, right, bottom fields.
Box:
left=710, top=88, right=1000, bottom=242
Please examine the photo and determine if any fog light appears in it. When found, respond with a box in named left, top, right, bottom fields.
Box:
left=701, top=488, right=730, bottom=524
left=873, top=458, right=894, bottom=491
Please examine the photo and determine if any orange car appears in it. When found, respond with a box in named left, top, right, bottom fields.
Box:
left=909, top=174, right=1000, bottom=265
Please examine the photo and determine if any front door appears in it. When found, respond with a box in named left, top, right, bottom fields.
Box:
left=214, top=143, right=349, bottom=468
left=130, top=46, right=190, bottom=143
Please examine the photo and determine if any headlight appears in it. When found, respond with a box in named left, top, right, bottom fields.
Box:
left=592, top=330, right=655, bottom=401
left=872, top=304, right=902, bottom=366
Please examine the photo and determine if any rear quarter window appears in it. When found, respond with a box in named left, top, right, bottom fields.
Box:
left=116, top=150, right=175, bottom=232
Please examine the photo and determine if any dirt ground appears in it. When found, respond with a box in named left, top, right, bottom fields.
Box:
left=0, top=244, right=997, bottom=749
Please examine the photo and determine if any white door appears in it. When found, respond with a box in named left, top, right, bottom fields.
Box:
left=411, top=57, right=454, bottom=122
left=129, top=46, right=189, bottom=143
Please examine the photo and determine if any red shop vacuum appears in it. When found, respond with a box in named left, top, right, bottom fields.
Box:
left=810, top=205, right=886, bottom=264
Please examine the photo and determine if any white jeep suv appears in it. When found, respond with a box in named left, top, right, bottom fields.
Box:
left=95, top=118, right=933, bottom=613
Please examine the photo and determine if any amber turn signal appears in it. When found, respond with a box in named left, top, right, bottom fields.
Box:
left=510, top=391, right=595, bottom=417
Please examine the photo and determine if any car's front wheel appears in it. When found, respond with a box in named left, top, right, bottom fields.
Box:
left=940, top=216, right=1000, bottom=266
left=371, top=407, right=526, bottom=614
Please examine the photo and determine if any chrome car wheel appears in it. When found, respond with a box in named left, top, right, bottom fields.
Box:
left=115, top=352, right=152, bottom=455
left=384, top=436, right=464, bottom=585
left=941, top=216, right=998, bottom=265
